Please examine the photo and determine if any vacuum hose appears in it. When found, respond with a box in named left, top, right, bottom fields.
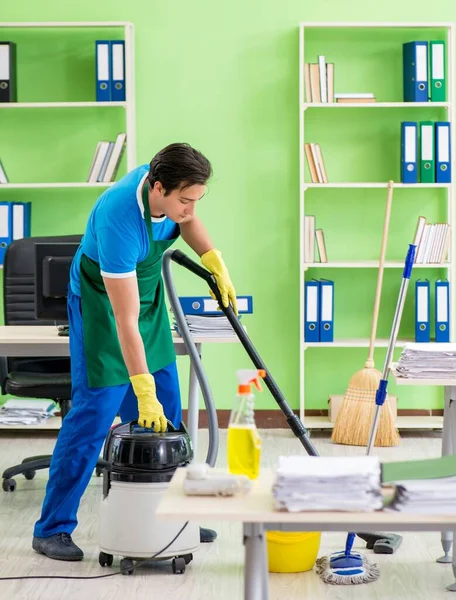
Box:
left=163, top=248, right=319, bottom=458
left=162, top=250, right=219, bottom=468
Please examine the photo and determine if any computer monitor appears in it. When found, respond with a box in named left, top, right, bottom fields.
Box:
left=35, top=242, right=80, bottom=321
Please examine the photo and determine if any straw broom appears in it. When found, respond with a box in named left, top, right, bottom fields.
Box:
left=332, top=180, right=400, bottom=447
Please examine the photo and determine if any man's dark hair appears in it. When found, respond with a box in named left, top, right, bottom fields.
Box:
left=148, top=143, right=212, bottom=195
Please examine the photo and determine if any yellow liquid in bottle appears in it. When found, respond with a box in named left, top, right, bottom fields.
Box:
left=227, top=424, right=262, bottom=480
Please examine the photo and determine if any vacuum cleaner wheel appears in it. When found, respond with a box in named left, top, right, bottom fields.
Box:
left=172, top=557, right=186, bottom=574
left=98, top=552, right=114, bottom=567
left=120, top=558, right=135, bottom=575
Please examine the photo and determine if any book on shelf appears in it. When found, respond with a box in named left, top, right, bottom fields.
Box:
left=315, top=229, right=328, bottom=262
left=304, top=215, right=315, bottom=263
left=96, top=40, right=126, bottom=102
left=413, top=215, right=450, bottom=264
left=304, top=57, right=375, bottom=104
left=403, top=40, right=446, bottom=103
left=0, top=42, right=17, bottom=103
left=304, top=143, right=328, bottom=183
left=0, top=159, right=8, bottom=184
left=87, top=133, right=126, bottom=183
left=401, top=121, right=451, bottom=184
left=335, top=93, right=376, bottom=103
left=304, top=215, right=328, bottom=263
left=304, top=57, right=334, bottom=103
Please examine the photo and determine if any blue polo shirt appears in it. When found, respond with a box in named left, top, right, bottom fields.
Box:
left=70, top=165, right=178, bottom=296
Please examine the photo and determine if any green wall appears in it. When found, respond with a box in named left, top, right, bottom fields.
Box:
left=0, top=1, right=454, bottom=413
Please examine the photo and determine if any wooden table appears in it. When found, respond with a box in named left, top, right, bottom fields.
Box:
left=157, top=467, right=456, bottom=599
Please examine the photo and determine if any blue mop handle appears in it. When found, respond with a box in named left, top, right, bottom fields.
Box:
left=345, top=532, right=356, bottom=556
left=366, top=243, right=416, bottom=455
left=375, top=243, right=416, bottom=406
left=402, top=243, right=416, bottom=280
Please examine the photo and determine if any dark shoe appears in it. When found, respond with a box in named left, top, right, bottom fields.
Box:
left=200, top=527, right=217, bottom=543
left=32, top=533, right=84, bottom=561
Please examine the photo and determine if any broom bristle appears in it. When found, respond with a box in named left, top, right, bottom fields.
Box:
left=331, top=366, right=400, bottom=447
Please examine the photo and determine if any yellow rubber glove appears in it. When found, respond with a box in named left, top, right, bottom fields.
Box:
left=201, top=249, right=238, bottom=316
left=129, top=373, right=168, bottom=432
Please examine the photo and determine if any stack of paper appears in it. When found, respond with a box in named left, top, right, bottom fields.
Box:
left=395, top=343, right=456, bottom=379
left=0, top=399, right=56, bottom=425
left=383, top=455, right=456, bottom=514
left=272, top=456, right=383, bottom=512
left=173, top=315, right=238, bottom=338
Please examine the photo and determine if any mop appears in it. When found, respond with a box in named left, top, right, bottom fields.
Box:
left=332, top=180, right=400, bottom=447
left=317, top=225, right=419, bottom=585
left=315, top=533, right=380, bottom=585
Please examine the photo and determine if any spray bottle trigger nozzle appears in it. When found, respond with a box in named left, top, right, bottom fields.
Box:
left=252, top=370, right=266, bottom=391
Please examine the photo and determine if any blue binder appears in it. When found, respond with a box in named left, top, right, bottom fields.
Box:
left=96, top=41, right=111, bottom=102
left=401, top=122, right=418, bottom=184
left=435, top=122, right=451, bottom=183
left=435, top=279, right=450, bottom=342
left=415, top=279, right=430, bottom=342
left=11, top=202, right=31, bottom=240
left=319, top=279, right=334, bottom=343
left=179, top=295, right=253, bottom=315
left=111, top=41, right=126, bottom=102
left=0, top=201, right=12, bottom=266
left=403, top=41, right=429, bottom=102
left=304, top=280, right=320, bottom=342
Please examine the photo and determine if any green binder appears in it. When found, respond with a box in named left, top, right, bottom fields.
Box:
left=419, top=121, right=435, bottom=183
left=430, top=41, right=446, bottom=102
left=382, top=455, right=456, bottom=484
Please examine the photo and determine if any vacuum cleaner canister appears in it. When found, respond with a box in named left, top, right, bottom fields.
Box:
left=98, top=421, right=199, bottom=575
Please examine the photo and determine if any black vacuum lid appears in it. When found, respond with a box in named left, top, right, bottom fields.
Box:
left=106, top=421, right=194, bottom=472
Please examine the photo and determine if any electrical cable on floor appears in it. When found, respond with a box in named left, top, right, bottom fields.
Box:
left=0, top=522, right=189, bottom=581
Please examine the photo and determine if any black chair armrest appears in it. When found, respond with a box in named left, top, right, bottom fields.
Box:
left=0, top=357, right=7, bottom=395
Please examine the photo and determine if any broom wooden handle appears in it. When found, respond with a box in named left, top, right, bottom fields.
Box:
left=366, top=180, right=394, bottom=367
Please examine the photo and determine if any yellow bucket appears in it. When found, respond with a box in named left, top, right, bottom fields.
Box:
left=265, top=531, right=321, bottom=573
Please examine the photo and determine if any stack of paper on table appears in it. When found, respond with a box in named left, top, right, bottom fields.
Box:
left=173, top=315, right=238, bottom=338
left=272, top=456, right=383, bottom=512
left=0, top=399, right=56, bottom=425
left=382, top=455, right=456, bottom=514
left=395, top=343, right=456, bottom=379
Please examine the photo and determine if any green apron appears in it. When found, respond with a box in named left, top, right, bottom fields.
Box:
left=79, top=182, right=180, bottom=388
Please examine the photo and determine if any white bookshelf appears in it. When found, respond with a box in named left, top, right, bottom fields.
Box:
left=303, top=102, right=450, bottom=109
left=0, top=21, right=136, bottom=184
left=303, top=337, right=414, bottom=349
left=306, top=415, right=443, bottom=430
left=299, top=21, right=455, bottom=428
left=303, top=182, right=451, bottom=189
left=0, top=182, right=115, bottom=189
left=0, top=102, right=127, bottom=109
left=304, top=261, right=450, bottom=269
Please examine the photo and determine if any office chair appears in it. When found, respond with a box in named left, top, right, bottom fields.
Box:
left=0, top=235, right=108, bottom=492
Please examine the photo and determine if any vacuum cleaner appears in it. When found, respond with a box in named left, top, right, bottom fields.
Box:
left=97, top=248, right=401, bottom=575
left=98, top=420, right=199, bottom=575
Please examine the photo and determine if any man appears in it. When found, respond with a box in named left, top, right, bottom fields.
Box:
left=32, top=142, right=238, bottom=561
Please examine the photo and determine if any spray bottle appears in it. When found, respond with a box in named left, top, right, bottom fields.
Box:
left=227, top=369, right=266, bottom=480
